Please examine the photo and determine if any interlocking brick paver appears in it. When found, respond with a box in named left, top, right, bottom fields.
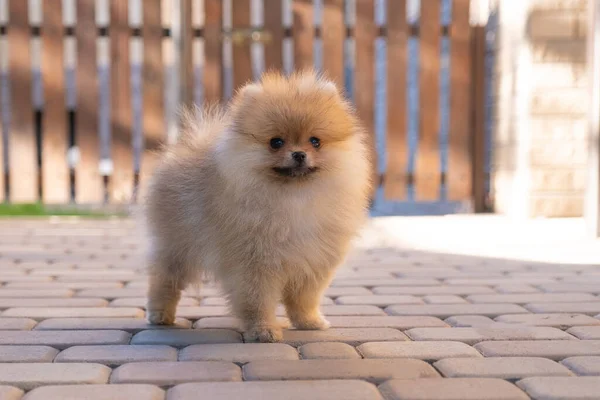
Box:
left=0, top=330, right=131, bottom=349
left=323, top=287, right=373, bottom=297
left=566, top=326, right=600, bottom=339
left=517, top=376, right=600, bottom=399
left=131, top=329, right=242, bottom=347
left=110, top=297, right=198, bottom=308
left=358, top=341, right=481, bottom=361
left=243, top=359, right=438, bottom=383
left=0, top=346, right=58, bottom=363
left=167, top=380, right=383, bottom=400
left=495, top=313, right=600, bottom=328
left=110, top=361, right=241, bottom=385
left=331, top=278, right=440, bottom=287
left=298, top=342, right=361, bottom=359
left=0, top=298, right=109, bottom=308
left=193, top=317, right=244, bottom=331
left=282, top=328, right=408, bottom=347
left=537, top=283, right=600, bottom=293
left=561, top=356, right=600, bottom=376
left=467, top=293, right=597, bottom=304
left=55, top=345, right=177, bottom=366
left=379, top=378, right=529, bottom=400
left=2, top=307, right=144, bottom=319
left=445, top=316, right=497, bottom=327
left=0, top=363, right=110, bottom=390
left=6, top=281, right=123, bottom=289
left=386, top=304, right=529, bottom=318
left=525, top=302, right=600, bottom=315
left=324, top=316, right=448, bottom=329
left=0, top=386, right=22, bottom=400
left=35, top=317, right=192, bottom=332
left=173, top=307, right=230, bottom=319
left=335, top=295, right=423, bottom=306
left=434, top=357, right=573, bottom=379
left=372, top=286, right=495, bottom=295
left=0, top=290, right=73, bottom=298
left=23, top=384, right=164, bottom=400
left=0, top=319, right=36, bottom=330
left=405, top=326, right=574, bottom=344
left=474, top=340, right=600, bottom=360
left=179, top=343, right=299, bottom=364
left=494, top=284, right=542, bottom=294
left=423, top=295, right=467, bottom=304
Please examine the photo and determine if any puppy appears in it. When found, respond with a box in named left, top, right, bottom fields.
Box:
left=145, top=70, right=373, bottom=342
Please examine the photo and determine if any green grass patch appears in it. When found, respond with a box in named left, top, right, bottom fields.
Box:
left=0, top=203, right=126, bottom=218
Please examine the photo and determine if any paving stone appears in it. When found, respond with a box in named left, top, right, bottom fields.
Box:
left=0, top=330, right=131, bottom=349
left=282, top=328, right=407, bottom=347
left=23, top=384, right=164, bottom=400
left=446, top=278, right=555, bottom=286
left=131, top=329, right=242, bottom=347
left=358, top=341, right=481, bottom=361
left=467, top=293, right=597, bottom=304
left=445, top=316, right=497, bottom=327
left=110, top=297, right=199, bottom=308
left=0, top=346, right=58, bottom=362
left=0, top=319, right=36, bottom=331
left=372, top=286, right=495, bottom=295
left=331, top=278, right=440, bottom=287
left=0, top=363, right=110, bottom=390
left=474, top=340, right=600, bottom=360
left=6, top=281, right=123, bottom=289
left=292, top=305, right=386, bottom=317
left=35, top=317, right=192, bottom=332
left=179, top=343, right=298, bottom=364
left=434, top=357, right=573, bottom=379
left=335, top=295, right=423, bottom=306
left=538, top=283, right=600, bottom=293
left=110, top=361, right=241, bottom=385
left=193, top=317, right=244, bottom=331
left=566, top=326, right=600, bottom=339
left=494, top=284, right=541, bottom=294
left=561, top=356, right=600, bottom=376
left=325, top=316, right=448, bottom=329
left=525, top=302, right=600, bottom=315
left=299, top=342, right=361, bottom=359
left=174, top=307, right=230, bottom=318
left=166, top=380, right=382, bottom=400
left=55, top=345, right=177, bottom=366
left=405, top=326, right=574, bottom=344
left=243, top=359, right=438, bottom=384
left=0, top=289, right=73, bottom=298
left=324, top=287, right=373, bottom=297
left=2, top=307, right=144, bottom=319
left=495, top=314, right=600, bottom=328
left=379, top=378, right=529, bottom=400
left=386, top=304, right=529, bottom=318
left=0, top=298, right=109, bottom=308
left=517, top=376, right=600, bottom=399
left=0, top=386, right=22, bottom=400
left=423, top=295, right=467, bottom=304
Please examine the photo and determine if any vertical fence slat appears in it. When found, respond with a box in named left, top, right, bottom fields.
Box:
left=140, top=0, right=165, bottom=199
left=472, top=24, right=487, bottom=212
left=264, top=0, right=283, bottom=71
left=322, top=0, right=343, bottom=86
left=447, top=0, right=471, bottom=201
left=41, top=0, right=69, bottom=204
left=292, top=0, right=312, bottom=70
left=75, top=0, right=103, bottom=203
left=181, top=0, right=194, bottom=106
left=354, top=0, right=377, bottom=199
left=110, top=0, right=133, bottom=203
left=232, top=0, right=252, bottom=89
left=415, top=0, right=441, bottom=201
left=204, top=0, right=222, bottom=102
left=8, top=0, right=37, bottom=203
left=384, top=0, right=407, bottom=200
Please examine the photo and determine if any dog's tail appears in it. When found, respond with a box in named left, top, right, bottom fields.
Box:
left=176, top=102, right=229, bottom=150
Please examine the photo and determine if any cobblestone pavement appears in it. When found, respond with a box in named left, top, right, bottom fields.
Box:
left=0, top=217, right=599, bottom=399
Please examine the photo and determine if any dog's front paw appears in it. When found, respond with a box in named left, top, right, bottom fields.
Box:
left=292, top=315, right=330, bottom=330
left=244, top=325, right=283, bottom=343
left=146, top=309, right=176, bottom=325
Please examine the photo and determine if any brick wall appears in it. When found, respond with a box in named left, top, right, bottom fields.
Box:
left=492, top=0, right=588, bottom=217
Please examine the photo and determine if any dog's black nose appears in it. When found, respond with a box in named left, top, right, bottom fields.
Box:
left=292, top=151, right=306, bottom=164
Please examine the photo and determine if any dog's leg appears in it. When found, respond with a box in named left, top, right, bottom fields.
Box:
left=146, top=271, right=183, bottom=325
left=228, top=276, right=282, bottom=343
left=283, top=277, right=331, bottom=330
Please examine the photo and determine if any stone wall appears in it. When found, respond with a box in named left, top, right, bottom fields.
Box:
left=492, top=0, right=588, bottom=218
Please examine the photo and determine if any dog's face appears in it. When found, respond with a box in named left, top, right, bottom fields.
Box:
left=228, top=71, right=359, bottom=183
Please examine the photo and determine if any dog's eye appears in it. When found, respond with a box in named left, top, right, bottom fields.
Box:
left=309, top=137, right=321, bottom=148
left=270, top=138, right=285, bottom=150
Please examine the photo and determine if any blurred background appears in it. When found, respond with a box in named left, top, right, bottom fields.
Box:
left=0, top=0, right=597, bottom=231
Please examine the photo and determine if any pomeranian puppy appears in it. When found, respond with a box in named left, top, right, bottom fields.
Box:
left=144, top=70, right=373, bottom=342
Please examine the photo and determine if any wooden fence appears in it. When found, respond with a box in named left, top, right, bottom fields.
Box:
left=0, top=0, right=488, bottom=211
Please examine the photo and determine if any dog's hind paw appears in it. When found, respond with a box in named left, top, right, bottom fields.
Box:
left=146, top=310, right=176, bottom=325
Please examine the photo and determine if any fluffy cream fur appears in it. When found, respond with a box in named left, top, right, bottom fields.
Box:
left=145, top=70, right=373, bottom=342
